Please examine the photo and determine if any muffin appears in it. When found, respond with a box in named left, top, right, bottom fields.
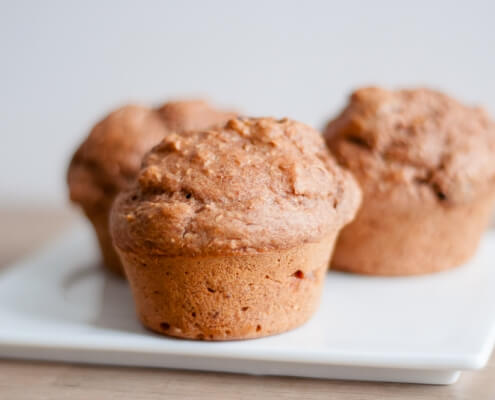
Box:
left=324, top=87, right=495, bottom=276
left=67, top=100, right=235, bottom=275
left=110, top=117, right=361, bottom=340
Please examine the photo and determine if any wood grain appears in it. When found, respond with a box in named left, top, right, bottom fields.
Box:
left=0, top=206, right=494, bottom=400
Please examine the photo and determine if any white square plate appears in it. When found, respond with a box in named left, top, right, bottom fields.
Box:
left=0, top=223, right=494, bottom=385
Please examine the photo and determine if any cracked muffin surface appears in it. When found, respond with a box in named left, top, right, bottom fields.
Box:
left=67, top=100, right=235, bottom=274
left=68, top=100, right=236, bottom=211
left=110, top=116, right=361, bottom=340
left=111, top=117, right=361, bottom=257
left=324, top=87, right=495, bottom=275
left=324, top=87, right=495, bottom=207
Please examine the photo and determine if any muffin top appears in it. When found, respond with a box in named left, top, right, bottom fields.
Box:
left=158, top=100, right=235, bottom=132
left=324, top=87, right=495, bottom=207
left=111, top=117, right=361, bottom=256
left=68, top=100, right=234, bottom=211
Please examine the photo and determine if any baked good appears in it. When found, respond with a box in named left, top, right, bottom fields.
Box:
left=67, top=100, right=234, bottom=275
left=324, top=87, right=495, bottom=275
left=110, top=117, right=361, bottom=340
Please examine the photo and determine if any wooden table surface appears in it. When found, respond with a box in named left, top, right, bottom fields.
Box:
left=1, top=206, right=494, bottom=400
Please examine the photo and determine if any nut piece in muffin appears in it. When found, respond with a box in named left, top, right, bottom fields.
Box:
left=67, top=100, right=235, bottom=275
left=110, top=117, right=361, bottom=340
left=324, top=87, right=495, bottom=276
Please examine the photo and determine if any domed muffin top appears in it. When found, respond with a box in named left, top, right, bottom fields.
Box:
left=68, top=100, right=234, bottom=210
left=158, top=100, right=236, bottom=133
left=111, top=117, right=361, bottom=256
left=324, top=87, right=495, bottom=206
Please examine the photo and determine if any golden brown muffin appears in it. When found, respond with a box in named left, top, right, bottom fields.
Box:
left=67, top=100, right=235, bottom=275
left=110, top=117, right=361, bottom=340
left=324, top=87, right=495, bottom=276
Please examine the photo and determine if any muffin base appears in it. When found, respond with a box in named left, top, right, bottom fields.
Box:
left=332, top=191, right=495, bottom=276
left=117, top=234, right=337, bottom=340
left=85, top=208, right=125, bottom=276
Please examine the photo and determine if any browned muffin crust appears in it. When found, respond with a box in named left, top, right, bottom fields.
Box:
left=158, top=100, right=236, bottom=132
left=120, top=233, right=337, bottom=340
left=325, top=87, right=495, bottom=208
left=324, top=87, right=495, bottom=275
left=68, top=101, right=235, bottom=211
left=68, top=105, right=167, bottom=212
left=111, top=117, right=361, bottom=257
left=67, top=100, right=235, bottom=274
left=111, top=117, right=361, bottom=340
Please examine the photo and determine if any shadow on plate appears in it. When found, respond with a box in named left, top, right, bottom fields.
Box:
left=62, top=261, right=146, bottom=335
left=1, top=260, right=145, bottom=336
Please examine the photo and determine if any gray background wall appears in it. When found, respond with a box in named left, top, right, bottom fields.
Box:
left=2, top=0, right=494, bottom=205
